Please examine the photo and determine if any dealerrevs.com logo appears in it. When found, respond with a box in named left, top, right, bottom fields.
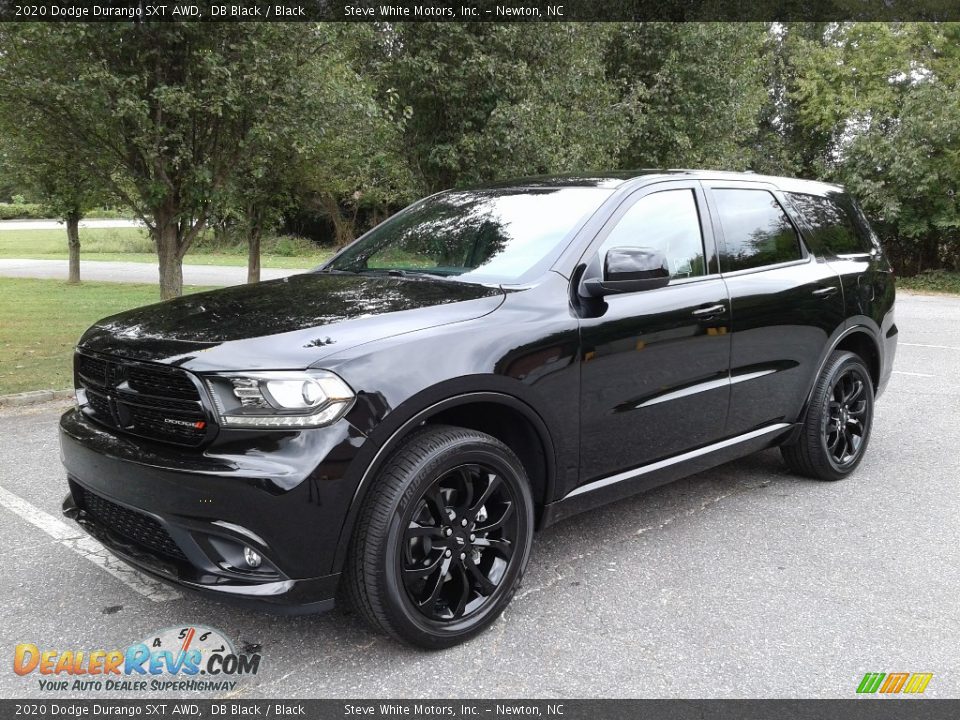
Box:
left=13, top=625, right=261, bottom=693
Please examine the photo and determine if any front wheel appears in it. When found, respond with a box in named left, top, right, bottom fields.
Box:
left=344, top=425, right=534, bottom=648
left=781, top=350, right=875, bottom=481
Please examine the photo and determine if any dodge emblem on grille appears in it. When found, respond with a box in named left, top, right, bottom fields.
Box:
left=164, top=418, right=206, bottom=429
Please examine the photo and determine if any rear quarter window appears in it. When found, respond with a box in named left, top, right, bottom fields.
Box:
left=786, top=192, right=873, bottom=256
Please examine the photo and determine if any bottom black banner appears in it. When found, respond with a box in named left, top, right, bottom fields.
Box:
left=3, top=699, right=956, bottom=720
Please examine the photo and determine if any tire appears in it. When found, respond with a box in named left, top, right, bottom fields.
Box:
left=343, top=424, right=534, bottom=649
left=781, top=350, right=875, bottom=481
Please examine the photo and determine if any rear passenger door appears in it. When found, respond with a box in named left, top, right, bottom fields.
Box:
left=703, top=181, right=845, bottom=436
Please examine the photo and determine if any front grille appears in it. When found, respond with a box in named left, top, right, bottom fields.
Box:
left=128, top=365, right=199, bottom=400
left=86, top=388, right=112, bottom=418
left=76, top=486, right=187, bottom=561
left=75, top=351, right=211, bottom=446
left=76, top=353, right=109, bottom=386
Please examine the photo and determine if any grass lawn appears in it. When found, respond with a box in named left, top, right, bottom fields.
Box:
left=0, top=278, right=214, bottom=395
left=0, top=227, right=327, bottom=269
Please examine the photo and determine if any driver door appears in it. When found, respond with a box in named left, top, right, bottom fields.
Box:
left=576, top=181, right=732, bottom=485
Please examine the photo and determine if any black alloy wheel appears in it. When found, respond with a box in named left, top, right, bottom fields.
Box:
left=781, top=350, right=875, bottom=481
left=344, top=425, right=534, bottom=648
left=400, top=463, right=518, bottom=622
left=823, top=367, right=870, bottom=467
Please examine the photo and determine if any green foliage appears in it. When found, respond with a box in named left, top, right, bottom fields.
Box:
left=221, top=24, right=411, bottom=252
left=191, top=231, right=319, bottom=258
left=897, top=270, right=960, bottom=294
left=0, top=204, right=129, bottom=220
left=750, top=23, right=833, bottom=176
left=790, top=22, right=960, bottom=272
left=607, top=23, right=768, bottom=170
left=0, top=22, right=358, bottom=296
left=1, top=21, right=959, bottom=282
left=361, top=23, right=622, bottom=193
left=0, top=203, right=47, bottom=220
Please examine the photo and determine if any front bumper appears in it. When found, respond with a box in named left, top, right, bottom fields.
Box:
left=59, top=408, right=366, bottom=613
left=61, top=491, right=337, bottom=614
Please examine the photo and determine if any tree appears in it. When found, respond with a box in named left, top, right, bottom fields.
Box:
left=211, top=24, right=411, bottom=281
left=281, top=24, right=411, bottom=252
left=791, top=22, right=960, bottom=272
left=750, top=22, right=833, bottom=176
left=0, top=23, right=343, bottom=298
left=0, top=118, right=110, bottom=283
left=361, top=23, right=623, bottom=194
left=605, top=23, right=769, bottom=170
left=225, top=141, right=298, bottom=285
left=296, top=77, right=412, bottom=249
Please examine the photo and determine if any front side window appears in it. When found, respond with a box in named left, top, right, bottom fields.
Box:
left=324, top=187, right=611, bottom=284
left=786, top=192, right=872, bottom=256
left=713, top=189, right=803, bottom=272
left=597, top=189, right=707, bottom=279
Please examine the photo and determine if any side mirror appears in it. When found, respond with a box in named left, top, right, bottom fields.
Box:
left=582, top=247, right=670, bottom=298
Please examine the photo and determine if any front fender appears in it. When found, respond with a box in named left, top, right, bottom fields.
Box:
left=329, top=384, right=560, bottom=574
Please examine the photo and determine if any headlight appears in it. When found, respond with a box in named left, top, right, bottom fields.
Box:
left=204, top=370, right=355, bottom=429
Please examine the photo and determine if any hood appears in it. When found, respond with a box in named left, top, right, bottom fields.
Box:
left=78, top=272, right=505, bottom=371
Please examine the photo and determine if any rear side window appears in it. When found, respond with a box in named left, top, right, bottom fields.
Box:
left=713, top=189, right=802, bottom=272
left=786, top=192, right=873, bottom=256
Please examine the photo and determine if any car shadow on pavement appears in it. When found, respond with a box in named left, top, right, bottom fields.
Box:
left=245, top=449, right=807, bottom=655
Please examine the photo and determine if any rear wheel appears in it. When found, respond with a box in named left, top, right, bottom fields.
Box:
left=344, top=425, right=534, bottom=648
left=781, top=350, right=874, bottom=481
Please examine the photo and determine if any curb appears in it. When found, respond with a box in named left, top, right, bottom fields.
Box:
left=0, top=389, right=74, bottom=407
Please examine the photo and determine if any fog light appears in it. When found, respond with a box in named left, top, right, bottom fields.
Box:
left=243, top=547, right=262, bottom=569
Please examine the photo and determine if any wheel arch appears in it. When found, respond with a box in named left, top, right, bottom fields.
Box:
left=792, top=324, right=881, bottom=436
left=331, top=390, right=558, bottom=574
left=834, top=328, right=881, bottom=390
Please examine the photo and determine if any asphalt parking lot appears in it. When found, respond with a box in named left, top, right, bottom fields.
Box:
left=1, top=291, right=958, bottom=699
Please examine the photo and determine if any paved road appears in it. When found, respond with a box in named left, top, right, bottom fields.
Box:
left=1, top=293, right=958, bottom=699
left=0, top=218, right=142, bottom=231
left=0, top=258, right=298, bottom=286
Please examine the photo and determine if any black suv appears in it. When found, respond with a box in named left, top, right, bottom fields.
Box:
left=60, top=171, right=896, bottom=647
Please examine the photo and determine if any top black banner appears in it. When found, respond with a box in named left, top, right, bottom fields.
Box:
left=0, top=0, right=957, bottom=22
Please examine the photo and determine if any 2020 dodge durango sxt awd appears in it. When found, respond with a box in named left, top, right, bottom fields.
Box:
left=60, top=170, right=896, bottom=647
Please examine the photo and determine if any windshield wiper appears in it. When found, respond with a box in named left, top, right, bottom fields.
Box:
left=389, top=269, right=445, bottom=278
left=355, top=268, right=447, bottom=279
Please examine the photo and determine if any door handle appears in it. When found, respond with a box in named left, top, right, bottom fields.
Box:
left=692, top=304, right=726, bottom=318
left=812, top=286, right=839, bottom=299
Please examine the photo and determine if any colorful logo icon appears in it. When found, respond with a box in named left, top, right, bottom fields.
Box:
left=857, top=672, right=933, bottom=694
left=13, top=625, right=261, bottom=693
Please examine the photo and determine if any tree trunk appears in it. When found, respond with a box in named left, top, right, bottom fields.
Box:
left=247, top=228, right=261, bottom=284
left=214, top=221, right=229, bottom=248
left=154, top=215, right=183, bottom=300
left=320, top=193, right=356, bottom=248
left=65, top=212, right=81, bottom=284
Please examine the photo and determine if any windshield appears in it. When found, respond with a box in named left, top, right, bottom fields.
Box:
left=323, top=187, right=610, bottom=284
